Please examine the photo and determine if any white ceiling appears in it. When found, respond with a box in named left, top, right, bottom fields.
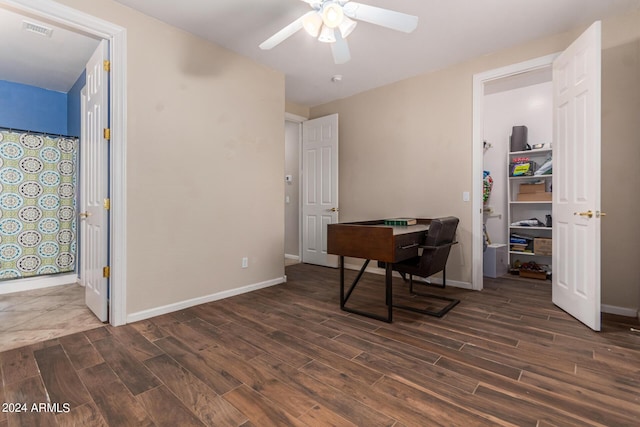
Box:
left=2, top=1, right=639, bottom=105
left=0, top=6, right=100, bottom=93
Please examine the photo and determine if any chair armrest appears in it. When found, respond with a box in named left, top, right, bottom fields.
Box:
left=419, top=241, right=458, bottom=250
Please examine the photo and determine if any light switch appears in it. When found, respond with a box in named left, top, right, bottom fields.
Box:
left=463, top=191, right=470, bottom=202
left=285, top=196, right=290, bottom=204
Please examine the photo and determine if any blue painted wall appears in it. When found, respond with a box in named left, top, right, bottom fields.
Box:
left=0, top=80, right=68, bottom=135
left=67, top=71, right=85, bottom=137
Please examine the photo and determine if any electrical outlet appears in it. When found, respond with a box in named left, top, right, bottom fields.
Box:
left=242, top=257, right=248, bottom=268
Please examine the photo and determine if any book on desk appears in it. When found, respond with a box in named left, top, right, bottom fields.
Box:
left=383, top=218, right=417, bottom=226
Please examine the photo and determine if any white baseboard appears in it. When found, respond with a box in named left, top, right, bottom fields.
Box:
left=0, top=273, right=78, bottom=295
left=342, top=262, right=473, bottom=290
left=126, top=276, right=286, bottom=324
left=285, top=254, right=300, bottom=260
left=601, top=304, right=638, bottom=318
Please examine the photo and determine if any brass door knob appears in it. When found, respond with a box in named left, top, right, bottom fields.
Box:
left=329, top=207, right=339, bottom=212
left=574, top=210, right=593, bottom=218
left=79, top=212, right=92, bottom=219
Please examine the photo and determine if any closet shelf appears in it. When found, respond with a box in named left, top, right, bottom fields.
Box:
left=509, top=174, right=552, bottom=180
left=509, top=226, right=551, bottom=231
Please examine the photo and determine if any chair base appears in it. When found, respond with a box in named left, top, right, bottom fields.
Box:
left=393, top=292, right=460, bottom=318
left=395, top=271, right=459, bottom=317
left=411, top=279, right=445, bottom=290
left=398, top=272, right=446, bottom=291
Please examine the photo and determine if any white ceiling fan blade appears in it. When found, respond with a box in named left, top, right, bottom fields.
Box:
left=259, top=11, right=315, bottom=50
left=331, top=30, right=351, bottom=64
left=342, top=2, right=418, bottom=33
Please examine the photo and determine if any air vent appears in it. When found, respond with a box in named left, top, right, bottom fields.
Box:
left=22, top=20, right=53, bottom=37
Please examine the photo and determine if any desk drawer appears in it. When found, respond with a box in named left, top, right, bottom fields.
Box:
left=394, top=232, right=425, bottom=262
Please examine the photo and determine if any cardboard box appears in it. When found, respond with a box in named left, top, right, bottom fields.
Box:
left=520, top=182, right=545, bottom=193
left=520, top=270, right=548, bottom=280
left=534, top=238, right=552, bottom=255
left=517, top=192, right=552, bottom=202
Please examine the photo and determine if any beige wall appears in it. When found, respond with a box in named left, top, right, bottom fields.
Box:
left=285, top=101, right=310, bottom=119
left=311, top=12, right=640, bottom=312
left=58, top=0, right=285, bottom=316
left=601, top=38, right=640, bottom=311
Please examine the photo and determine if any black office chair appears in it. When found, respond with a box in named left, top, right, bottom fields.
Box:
left=392, top=216, right=460, bottom=317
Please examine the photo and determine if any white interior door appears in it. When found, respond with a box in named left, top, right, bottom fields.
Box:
left=301, top=114, right=339, bottom=267
left=552, top=21, right=602, bottom=331
left=82, top=40, right=109, bottom=322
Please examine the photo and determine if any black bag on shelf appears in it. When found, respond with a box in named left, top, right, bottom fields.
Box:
left=510, top=125, right=528, bottom=152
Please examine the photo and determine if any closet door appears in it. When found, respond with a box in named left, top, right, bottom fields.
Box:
left=552, top=21, right=602, bottom=331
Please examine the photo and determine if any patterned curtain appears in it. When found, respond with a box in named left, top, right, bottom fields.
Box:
left=0, top=128, right=77, bottom=280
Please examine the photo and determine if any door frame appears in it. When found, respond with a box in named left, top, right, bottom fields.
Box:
left=3, top=0, right=128, bottom=326
left=285, top=112, right=306, bottom=263
left=471, top=53, right=559, bottom=290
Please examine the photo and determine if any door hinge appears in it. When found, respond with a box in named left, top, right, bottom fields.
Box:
left=103, top=60, right=111, bottom=72
left=103, top=266, right=110, bottom=278
left=104, top=198, right=111, bottom=210
left=103, top=128, right=111, bottom=140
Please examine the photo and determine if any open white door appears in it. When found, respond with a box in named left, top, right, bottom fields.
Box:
left=552, top=22, right=602, bottom=331
left=82, top=40, right=109, bottom=322
left=301, top=114, right=339, bottom=267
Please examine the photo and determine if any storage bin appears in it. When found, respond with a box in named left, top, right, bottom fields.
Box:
left=483, top=244, right=508, bottom=278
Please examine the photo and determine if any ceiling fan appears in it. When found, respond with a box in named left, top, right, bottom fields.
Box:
left=259, top=0, right=418, bottom=64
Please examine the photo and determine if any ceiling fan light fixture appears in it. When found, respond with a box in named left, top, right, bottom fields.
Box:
left=338, top=16, right=357, bottom=38
left=322, top=2, right=344, bottom=29
left=318, top=24, right=336, bottom=43
left=302, top=12, right=323, bottom=37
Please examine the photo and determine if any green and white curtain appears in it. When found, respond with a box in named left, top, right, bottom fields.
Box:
left=0, top=128, right=77, bottom=280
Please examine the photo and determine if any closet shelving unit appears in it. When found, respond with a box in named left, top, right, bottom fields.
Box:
left=507, top=148, right=553, bottom=275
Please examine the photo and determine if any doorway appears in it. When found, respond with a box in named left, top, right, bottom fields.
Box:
left=2, top=0, right=127, bottom=326
left=472, top=54, right=558, bottom=292
left=284, top=114, right=304, bottom=266
left=473, top=22, right=605, bottom=331
left=482, top=67, right=553, bottom=281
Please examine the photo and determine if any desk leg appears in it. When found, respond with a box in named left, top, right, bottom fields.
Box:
left=386, top=262, right=393, bottom=322
left=339, top=258, right=392, bottom=323
left=339, top=256, right=345, bottom=309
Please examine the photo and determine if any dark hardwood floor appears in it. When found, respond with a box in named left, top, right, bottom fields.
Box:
left=1, top=263, right=639, bottom=426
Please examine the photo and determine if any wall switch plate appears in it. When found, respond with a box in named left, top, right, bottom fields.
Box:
left=463, top=191, right=470, bottom=202
left=242, top=257, right=248, bottom=268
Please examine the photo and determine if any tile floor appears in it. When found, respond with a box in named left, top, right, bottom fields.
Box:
left=0, top=283, right=104, bottom=352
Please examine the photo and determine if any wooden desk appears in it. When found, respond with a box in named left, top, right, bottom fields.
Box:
left=327, top=219, right=431, bottom=322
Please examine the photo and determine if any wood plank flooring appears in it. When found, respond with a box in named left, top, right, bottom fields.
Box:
left=1, top=263, right=639, bottom=426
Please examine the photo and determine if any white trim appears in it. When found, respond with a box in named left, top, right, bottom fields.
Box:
left=285, top=114, right=305, bottom=263
left=342, top=262, right=473, bottom=290
left=601, top=304, right=638, bottom=318
left=471, top=54, right=558, bottom=292
left=3, top=0, right=128, bottom=326
left=285, top=112, right=307, bottom=123
left=0, top=274, right=78, bottom=295
left=284, top=254, right=300, bottom=260
left=126, top=277, right=286, bottom=323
